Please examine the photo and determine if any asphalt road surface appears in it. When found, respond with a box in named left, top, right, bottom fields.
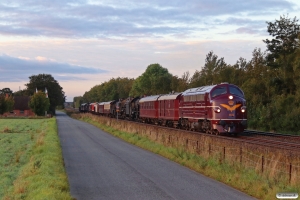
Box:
left=57, top=111, right=256, bottom=200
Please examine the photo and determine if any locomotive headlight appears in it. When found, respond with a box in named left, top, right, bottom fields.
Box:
left=214, top=106, right=221, bottom=113
left=229, top=95, right=233, bottom=100
left=241, top=106, right=246, bottom=113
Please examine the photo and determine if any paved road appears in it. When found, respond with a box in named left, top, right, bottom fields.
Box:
left=57, top=111, right=256, bottom=200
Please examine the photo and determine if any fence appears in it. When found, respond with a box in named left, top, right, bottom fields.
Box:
left=184, top=139, right=300, bottom=184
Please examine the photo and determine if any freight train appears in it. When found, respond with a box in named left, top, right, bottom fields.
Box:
left=79, top=83, right=247, bottom=136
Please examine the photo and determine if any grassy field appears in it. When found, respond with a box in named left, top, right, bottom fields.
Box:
left=0, top=118, right=73, bottom=200
left=70, top=112, right=300, bottom=200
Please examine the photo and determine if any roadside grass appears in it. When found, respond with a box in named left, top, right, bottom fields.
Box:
left=72, top=113, right=300, bottom=200
left=0, top=118, right=73, bottom=200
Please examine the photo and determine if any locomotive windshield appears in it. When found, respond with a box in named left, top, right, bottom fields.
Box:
left=211, top=86, right=227, bottom=98
left=229, top=86, right=244, bottom=97
left=210, top=85, right=244, bottom=98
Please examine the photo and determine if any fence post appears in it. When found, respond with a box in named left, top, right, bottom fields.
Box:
left=240, top=147, right=242, bottom=165
left=261, top=156, right=264, bottom=173
left=223, top=147, right=225, bottom=161
left=289, top=163, right=292, bottom=184
left=208, top=143, right=211, bottom=156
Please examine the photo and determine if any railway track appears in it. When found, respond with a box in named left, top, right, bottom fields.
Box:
left=237, top=129, right=300, bottom=151
left=140, top=122, right=300, bottom=152
left=243, top=129, right=300, bottom=138
left=242, top=129, right=300, bottom=142
left=128, top=119, right=300, bottom=152
left=75, top=112, right=300, bottom=152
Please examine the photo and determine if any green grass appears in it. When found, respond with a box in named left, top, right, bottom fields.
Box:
left=0, top=118, right=73, bottom=200
left=72, top=113, right=300, bottom=200
left=0, top=133, right=32, bottom=198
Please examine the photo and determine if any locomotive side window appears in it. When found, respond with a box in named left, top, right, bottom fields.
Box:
left=191, top=95, right=196, bottom=101
left=184, top=96, right=191, bottom=102
left=211, top=87, right=227, bottom=98
left=229, top=86, right=244, bottom=97
left=197, top=94, right=204, bottom=101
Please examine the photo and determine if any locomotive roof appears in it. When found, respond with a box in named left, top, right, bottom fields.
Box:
left=182, top=85, right=216, bottom=95
left=139, top=95, right=161, bottom=103
left=158, top=93, right=181, bottom=100
left=182, top=83, right=241, bottom=96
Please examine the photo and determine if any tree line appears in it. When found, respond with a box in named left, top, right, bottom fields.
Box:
left=76, top=15, right=300, bottom=133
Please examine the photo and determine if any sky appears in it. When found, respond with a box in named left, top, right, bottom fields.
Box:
left=0, top=0, right=299, bottom=102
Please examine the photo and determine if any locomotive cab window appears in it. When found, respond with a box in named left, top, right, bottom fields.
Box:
left=229, top=86, right=244, bottom=97
left=211, top=87, right=227, bottom=98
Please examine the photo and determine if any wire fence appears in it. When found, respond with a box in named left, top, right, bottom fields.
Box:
left=182, top=138, right=300, bottom=185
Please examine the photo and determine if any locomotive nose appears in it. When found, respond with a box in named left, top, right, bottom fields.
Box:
left=241, top=119, right=247, bottom=127
left=218, top=120, right=226, bottom=126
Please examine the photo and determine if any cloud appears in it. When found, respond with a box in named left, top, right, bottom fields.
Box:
left=0, top=0, right=296, bottom=38
left=235, top=27, right=259, bottom=35
left=35, top=56, right=51, bottom=61
left=0, top=54, right=107, bottom=82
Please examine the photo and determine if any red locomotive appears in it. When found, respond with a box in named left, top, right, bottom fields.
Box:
left=80, top=83, right=247, bottom=135
left=178, top=83, right=247, bottom=135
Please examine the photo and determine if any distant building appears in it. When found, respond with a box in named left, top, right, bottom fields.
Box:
left=64, top=102, right=74, bottom=108
left=3, top=96, right=35, bottom=117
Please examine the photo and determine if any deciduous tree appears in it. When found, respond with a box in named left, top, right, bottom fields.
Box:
left=0, top=88, right=14, bottom=114
left=29, top=91, right=50, bottom=116
left=130, top=64, right=172, bottom=96
left=25, top=74, right=65, bottom=115
left=264, top=15, right=300, bottom=94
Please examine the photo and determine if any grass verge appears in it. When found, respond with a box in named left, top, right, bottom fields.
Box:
left=0, top=118, right=73, bottom=200
left=71, top=113, right=300, bottom=200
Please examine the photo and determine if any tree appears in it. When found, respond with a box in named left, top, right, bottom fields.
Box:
left=171, top=71, right=190, bottom=92
left=1, top=88, right=13, bottom=95
left=73, top=96, right=84, bottom=108
left=0, top=88, right=14, bottom=115
left=130, top=64, right=172, bottom=96
left=14, top=89, right=27, bottom=96
left=201, top=51, right=227, bottom=85
left=188, top=52, right=228, bottom=88
left=189, top=70, right=205, bottom=88
left=29, top=91, right=50, bottom=116
left=82, top=77, right=134, bottom=102
left=264, top=15, right=300, bottom=65
left=263, top=15, right=300, bottom=94
left=231, top=57, right=250, bottom=86
left=25, top=74, right=65, bottom=115
left=100, top=77, right=134, bottom=101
